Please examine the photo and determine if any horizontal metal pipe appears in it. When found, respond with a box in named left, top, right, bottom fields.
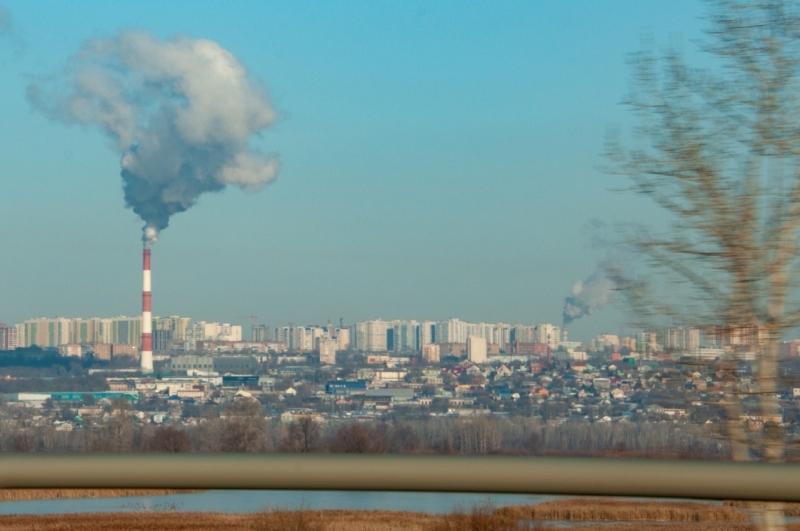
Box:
left=1, top=455, right=799, bottom=502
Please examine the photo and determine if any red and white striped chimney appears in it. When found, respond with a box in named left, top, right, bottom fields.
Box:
left=141, top=248, right=153, bottom=372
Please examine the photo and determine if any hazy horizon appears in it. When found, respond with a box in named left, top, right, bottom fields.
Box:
left=0, top=1, right=707, bottom=342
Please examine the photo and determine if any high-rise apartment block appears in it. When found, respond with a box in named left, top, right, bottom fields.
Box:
left=274, top=325, right=327, bottom=352
left=353, top=320, right=389, bottom=352
left=435, top=318, right=468, bottom=344
left=154, top=316, right=190, bottom=340
left=703, top=324, right=768, bottom=348
left=636, top=332, right=658, bottom=355
left=335, top=327, right=350, bottom=350
left=252, top=325, right=269, bottom=342
left=13, top=316, right=189, bottom=350
left=350, top=319, right=565, bottom=354
left=0, top=324, right=18, bottom=351
left=533, top=324, right=561, bottom=349
left=619, top=337, right=637, bottom=351
left=665, top=327, right=700, bottom=351
left=318, top=337, right=337, bottom=365
left=421, top=343, right=440, bottom=363
left=16, top=317, right=71, bottom=349
left=467, top=336, right=487, bottom=364
left=35, top=314, right=182, bottom=354
left=185, top=321, right=242, bottom=350
left=513, top=325, right=536, bottom=343
left=592, top=334, right=620, bottom=351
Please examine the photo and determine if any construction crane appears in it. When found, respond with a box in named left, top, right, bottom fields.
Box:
left=239, top=316, right=259, bottom=341
left=240, top=316, right=259, bottom=327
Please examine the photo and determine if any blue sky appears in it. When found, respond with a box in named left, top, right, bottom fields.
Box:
left=0, top=1, right=706, bottom=341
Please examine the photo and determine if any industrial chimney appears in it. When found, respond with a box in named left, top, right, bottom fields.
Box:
left=141, top=248, right=153, bottom=373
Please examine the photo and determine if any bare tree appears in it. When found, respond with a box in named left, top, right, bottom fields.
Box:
left=607, top=1, right=800, bottom=528
left=220, top=400, right=266, bottom=452
left=149, top=425, right=191, bottom=452
left=282, top=416, right=322, bottom=453
left=329, top=423, right=387, bottom=454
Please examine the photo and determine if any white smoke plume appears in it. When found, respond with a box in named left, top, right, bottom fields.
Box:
left=0, top=6, right=12, bottom=35
left=27, top=30, right=280, bottom=245
left=562, top=271, right=614, bottom=326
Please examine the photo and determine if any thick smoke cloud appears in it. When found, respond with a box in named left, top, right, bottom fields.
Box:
left=562, top=271, right=614, bottom=326
left=28, top=30, right=280, bottom=245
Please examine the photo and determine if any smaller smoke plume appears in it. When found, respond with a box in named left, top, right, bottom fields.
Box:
left=28, top=30, right=280, bottom=246
left=0, top=5, right=24, bottom=53
left=563, top=271, right=614, bottom=326
left=0, top=6, right=11, bottom=35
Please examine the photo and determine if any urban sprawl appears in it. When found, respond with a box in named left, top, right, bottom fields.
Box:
left=0, top=316, right=798, bottom=456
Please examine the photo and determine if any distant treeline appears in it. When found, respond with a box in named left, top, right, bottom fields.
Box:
left=0, top=348, right=84, bottom=371
left=1, top=402, right=727, bottom=459
left=0, top=348, right=125, bottom=378
left=0, top=374, right=109, bottom=394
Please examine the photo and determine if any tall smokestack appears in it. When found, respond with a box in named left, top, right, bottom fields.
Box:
left=141, top=248, right=153, bottom=373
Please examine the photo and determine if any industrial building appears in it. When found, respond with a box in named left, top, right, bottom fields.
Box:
left=170, top=354, right=257, bottom=374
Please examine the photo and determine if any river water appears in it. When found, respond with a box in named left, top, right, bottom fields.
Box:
left=0, top=490, right=555, bottom=515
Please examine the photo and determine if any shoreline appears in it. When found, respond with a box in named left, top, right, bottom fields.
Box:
left=1, top=498, right=798, bottom=531
left=0, top=489, right=202, bottom=502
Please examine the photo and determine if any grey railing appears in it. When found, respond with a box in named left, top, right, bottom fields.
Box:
left=1, top=454, right=799, bottom=501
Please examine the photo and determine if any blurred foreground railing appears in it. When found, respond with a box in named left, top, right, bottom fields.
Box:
left=1, top=454, right=798, bottom=502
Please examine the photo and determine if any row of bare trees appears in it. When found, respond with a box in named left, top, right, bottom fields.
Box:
left=0, top=413, right=726, bottom=458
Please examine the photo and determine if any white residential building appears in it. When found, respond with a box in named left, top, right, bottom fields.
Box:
left=514, top=325, right=537, bottom=343
left=0, top=324, right=18, bottom=351
left=353, top=319, right=389, bottom=352
left=389, top=320, right=421, bottom=352
left=335, top=327, right=351, bottom=350
left=636, top=332, right=658, bottom=355
left=592, top=334, right=620, bottom=351
left=418, top=320, right=436, bottom=346
left=422, top=343, right=440, bottom=363
left=533, top=324, right=561, bottom=349
left=468, top=336, right=488, bottom=364
left=493, top=323, right=513, bottom=349
left=185, top=321, right=242, bottom=350
left=666, top=327, right=701, bottom=351
left=273, top=326, right=326, bottom=352
left=436, top=318, right=468, bottom=344
left=318, top=337, right=338, bottom=365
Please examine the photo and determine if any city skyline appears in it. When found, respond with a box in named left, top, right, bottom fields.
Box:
left=0, top=1, right=707, bottom=342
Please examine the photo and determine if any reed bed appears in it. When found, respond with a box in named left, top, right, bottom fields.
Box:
left=0, top=510, right=434, bottom=531
left=1, top=512, right=795, bottom=531
left=0, top=489, right=201, bottom=502
left=251, top=509, right=432, bottom=531
left=724, top=500, right=800, bottom=517
left=498, top=498, right=750, bottom=522
left=6, top=500, right=800, bottom=531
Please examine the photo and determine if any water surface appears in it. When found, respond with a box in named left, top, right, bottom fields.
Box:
left=0, top=490, right=554, bottom=515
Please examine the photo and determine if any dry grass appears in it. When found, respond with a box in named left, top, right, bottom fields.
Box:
left=498, top=498, right=750, bottom=522
left=548, top=525, right=756, bottom=530
left=724, top=500, right=800, bottom=517
left=423, top=504, right=527, bottom=531
left=0, top=512, right=251, bottom=531
left=5, top=512, right=800, bottom=531
left=307, top=510, right=434, bottom=531
left=5, top=499, right=800, bottom=531
left=0, top=510, right=436, bottom=531
left=0, top=489, right=201, bottom=502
